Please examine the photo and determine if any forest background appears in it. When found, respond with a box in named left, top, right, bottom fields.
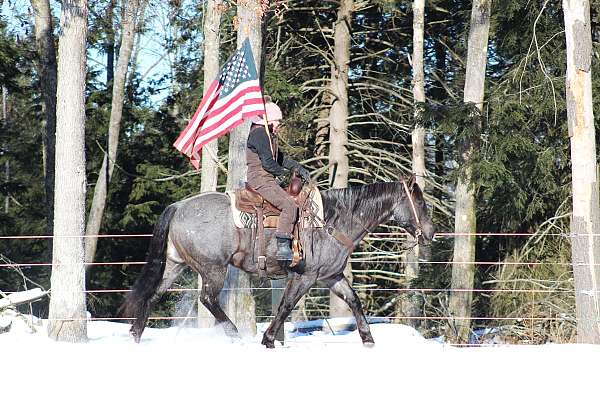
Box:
left=0, top=0, right=599, bottom=344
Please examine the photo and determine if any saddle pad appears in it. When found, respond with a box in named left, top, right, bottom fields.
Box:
left=226, top=191, right=258, bottom=229
left=226, top=188, right=325, bottom=229
left=300, top=187, right=324, bottom=229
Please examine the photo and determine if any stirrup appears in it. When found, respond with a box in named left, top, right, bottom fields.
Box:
left=276, top=237, right=293, bottom=261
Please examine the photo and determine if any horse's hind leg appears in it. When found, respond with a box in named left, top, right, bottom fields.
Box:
left=196, top=265, right=240, bottom=338
left=327, top=276, right=374, bottom=346
left=262, top=273, right=317, bottom=348
left=130, top=258, right=186, bottom=342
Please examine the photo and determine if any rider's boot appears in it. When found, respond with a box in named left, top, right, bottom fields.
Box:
left=275, top=234, right=293, bottom=261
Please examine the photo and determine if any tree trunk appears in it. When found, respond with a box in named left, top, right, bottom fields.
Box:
left=328, top=0, right=353, bottom=318
left=433, top=39, right=446, bottom=190
left=198, top=0, right=223, bottom=329
left=563, top=0, right=600, bottom=343
left=2, top=85, right=7, bottom=214
left=84, top=0, right=145, bottom=265
left=31, top=0, right=57, bottom=238
left=222, top=0, right=264, bottom=336
left=47, top=0, right=88, bottom=343
left=105, top=0, right=117, bottom=93
left=4, top=158, right=8, bottom=214
left=315, top=91, right=331, bottom=163
left=398, top=0, right=426, bottom=329
left=446, top=0, right=491, bottom=344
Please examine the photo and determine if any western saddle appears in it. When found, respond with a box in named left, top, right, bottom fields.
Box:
left=233, top=173, right=307, bottom=276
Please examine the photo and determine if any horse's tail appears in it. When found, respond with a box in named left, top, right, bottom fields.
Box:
left=119, top=204, right=179, bottom=330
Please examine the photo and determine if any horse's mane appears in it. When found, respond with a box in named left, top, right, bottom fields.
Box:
left=321, top=181, right=405, bottom=229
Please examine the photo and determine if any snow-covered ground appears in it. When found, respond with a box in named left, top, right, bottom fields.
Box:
left=2, top=313, right=598, bottom=400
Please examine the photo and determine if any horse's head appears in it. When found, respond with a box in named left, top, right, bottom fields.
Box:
left=392, top=175, right=435, bottom=245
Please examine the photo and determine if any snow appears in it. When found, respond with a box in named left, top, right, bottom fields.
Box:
left=2, top=314, right=598, bottom=400
left=0, top=288, right=47, bottom=308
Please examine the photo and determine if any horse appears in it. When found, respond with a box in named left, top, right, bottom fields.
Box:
left=120, top=175, right=435, bottom=348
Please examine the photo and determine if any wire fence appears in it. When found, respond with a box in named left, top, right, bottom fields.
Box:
left=0, top=232, right=594, bottom=240
left=0, top=231, right=582, bottom=268
left=0, top=260, right=589, bottom=267
left=0, top=287, right=582, bottom=295
left=0, top=231, right=582, bottom=345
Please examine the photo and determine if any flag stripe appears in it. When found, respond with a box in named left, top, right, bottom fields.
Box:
left=173, top=80, right=221, bottom=152
left=204, top=79, right=262, bottom=120
left=188, top=89, right=263, bottom=149
left=192, top=106, right=264, bottom=152
left=199, top=88, right=263, bottom=134
left=191, top=100, right=265, bottom=152
left=175, top=80, right=219, bottom=147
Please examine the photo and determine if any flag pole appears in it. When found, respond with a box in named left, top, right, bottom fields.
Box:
left=262, top=93, right=271, bottom=135
left=260, top=93, right=276, bottom=157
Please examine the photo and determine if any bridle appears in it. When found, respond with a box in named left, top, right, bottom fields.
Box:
left=401, top=178, right=423, bottom=241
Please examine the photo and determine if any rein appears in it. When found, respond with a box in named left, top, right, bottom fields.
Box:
left=401, top=179, right=423, bottom=241
left=301, top=184, right=355, bottom=250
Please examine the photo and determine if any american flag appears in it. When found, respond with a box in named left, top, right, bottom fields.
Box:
left=173, top=38, right=265, bottom=168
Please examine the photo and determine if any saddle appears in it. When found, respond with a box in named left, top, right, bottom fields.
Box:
left=234, top=175, right=303, bottom=223
left=233, top=173, right=309, bottom=276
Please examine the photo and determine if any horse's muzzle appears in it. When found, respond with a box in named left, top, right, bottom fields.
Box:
left=418, top=224, right=435, bottom=244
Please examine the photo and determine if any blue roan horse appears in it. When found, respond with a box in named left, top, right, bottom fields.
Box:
left=120, top=175, right=435, bottom=348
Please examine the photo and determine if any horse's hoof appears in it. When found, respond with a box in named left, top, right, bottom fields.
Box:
left=129, top=328, right=141, bottom=343
left=226, top=331, right=241, bottom=340
left=261, top=335, right=275, bottom=349
left=131, top=332, right=141, bottom=343
left=363, top=341, right=375, bottom=348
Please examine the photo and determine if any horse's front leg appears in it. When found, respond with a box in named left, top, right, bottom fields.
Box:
left=262, top=272, right=317, bottom=349
left=327, top=276, right=374, bottom=346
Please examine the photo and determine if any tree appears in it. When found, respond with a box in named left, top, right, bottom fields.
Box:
left=47, top=0, right=89, bottom=342
left=398, top=0, right=426, bottom=328
left=85, top=0, right=146, bottom=265
left=328, top=0, right=353, bottom=318
left=563, top=0, right=600, bottom=343
left=410, top=0, right=426, bottom=193
left=222, top=0, right=265, bottom=335
left=198, top=0, right=223, bottom=329
left=447, top=0, right=491, bottom=343
left=200, top=0, right=223, bottom=195
left=30, top=0, right=57, bottom=237
left=104, top=0, right=117, bottom=92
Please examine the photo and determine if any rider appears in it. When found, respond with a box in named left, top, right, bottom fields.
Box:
left=246, top=101, right=311, bottom=262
